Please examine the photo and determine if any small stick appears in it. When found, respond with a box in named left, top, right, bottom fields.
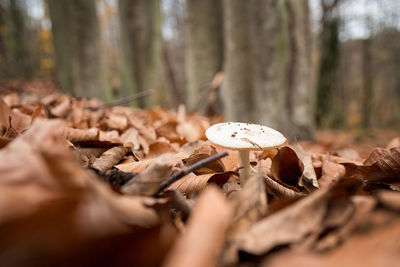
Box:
left=88, top=90, right=152, bottom=110
left=152, top=151, right=228, bottom=198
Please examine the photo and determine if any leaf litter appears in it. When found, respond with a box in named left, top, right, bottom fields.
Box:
left=0, top=92, right=400, bottom=266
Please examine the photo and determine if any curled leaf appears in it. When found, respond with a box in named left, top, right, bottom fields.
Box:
left=92, top=146, right=129, bottom=173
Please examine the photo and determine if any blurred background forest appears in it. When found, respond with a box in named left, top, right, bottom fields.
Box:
left=0, top=0, right=399, bottom=140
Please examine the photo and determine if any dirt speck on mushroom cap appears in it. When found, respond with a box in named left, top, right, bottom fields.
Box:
left=205, top=122, right=286, bottom=150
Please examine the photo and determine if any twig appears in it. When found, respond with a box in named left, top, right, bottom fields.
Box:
left=88, top=90, right=152, bottom=110
left=152, top=151, right=228, bottom=198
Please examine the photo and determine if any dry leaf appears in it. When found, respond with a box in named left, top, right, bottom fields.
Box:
left=363, top=147, right=390, bottom=165
left=116, top=159, right=155, bottom=174
left=182, top=152, right=225, bottom=174
left=234, top=187, right=329, bottom=256
left=163, top=186, right=232, bottom=267
left=264, top=175, right=305, bottom=199
left=62, top=127, right=99, bottom=143
left=168, top=171, right=236, bottom=195
left=271, top=146, right=303, bottom=187
left=50, top=96, right=71, bottom=117
left=147, top=141, right=179, bottom=159
left=92, top=146, right=129, bottom=172
left=386, top=137, right=400, bottom=149
left=0, top=97, right=30, bottom=132
left=98, top=130, right=121, bottom=144
left=343, top=147, right=400, bottom=183
left=293, top=144, right=319, bottom=190
left=319, top=158, right=346, bottom=188
left=120, top=127, right=140, bottom=150
left=100, top=112, right=128, bottom=131
left=122, top=154, right=178, bottom=196
left=376, top=190, right=400, bottom=211
left=229, top=173, right=267, bottom=238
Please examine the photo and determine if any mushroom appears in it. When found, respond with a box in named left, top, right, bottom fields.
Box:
left=205, top=122, right=286, bottom=185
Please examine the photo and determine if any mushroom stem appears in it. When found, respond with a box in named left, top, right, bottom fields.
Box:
left=238, top=150, right=251, bottom=185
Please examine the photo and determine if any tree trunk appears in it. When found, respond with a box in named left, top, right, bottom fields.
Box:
left=222, top=0, right=314, bottom=140
left=47, top=0, right=109, bottom=101
left=249, top=0, right=290, bottom=132
left=118, top=0, right=162, bottom=108
left=362, top=37, right=373, bottom=129
left=316, top=0, right=341, bottom=127
left=222, top=0, right=253, bottom=122
left=285, top=0, right=315, bottom=139
left=184, top=0, right=223, bottom=112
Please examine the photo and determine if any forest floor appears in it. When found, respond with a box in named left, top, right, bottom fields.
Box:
left=0, top=86, right=400, bottom=266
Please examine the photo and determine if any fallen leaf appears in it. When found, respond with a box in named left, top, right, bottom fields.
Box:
left=319, top=158, right=346, bottom=188
left=376, top=190, right=400, bottom=211
left=182, top=152, right=225, bottom=174
left=92, top=146, right=129, bottom=173
left=147, top=141, right=179, bottom=159
left=100, top=112, right=128, bottom=131
left=343, top=147, right=400, bottom=183
left=271, top=146, right=303, bottom=187
left=50, top=96, right=71, bottom=117
left=293, top=144, right=319, bottom=190
left=121, top=154, right=178, bottom=196
left=98, top=130, right=121, bottom=144
left=264, top=175, right=305, bottom=199
left=0, top=97, right=30, bottom=132
left=168, top=171, right=236, bottom=195
left=120, top=127, right=140, bottom=150
left=116, top=159, right=155, bottom=174
left=229, top=173, right=267, bottom=238
left=62, top=127, right=99, bottom=143
left=386, top=137, right=400, bottom=149
left=162, top=186, right=232, bottom=267
left=234, top=187, right=329, bottom=256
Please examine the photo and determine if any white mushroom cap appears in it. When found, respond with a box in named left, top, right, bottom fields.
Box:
left=205, top=122, right=286, bottom=150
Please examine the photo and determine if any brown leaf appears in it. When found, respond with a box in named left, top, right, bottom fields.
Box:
left=116, top=159, right=155, bottom=174
left=92, top=146, right=129, bottom=173
left=376, top=190, right=400, bottom=211
left=162, top=186, right=232, bottom=267
left=343, top=147, right=400, bottom=183
left=156, top=121, right=185, bottom=144
left=163, top=190, right=193, bottom=220
left=386, top=137, right=400, bottom=149
left=229, top=173, right=267, bottom=238
left=3, top=116, right=19, bottom=139
left=147, top=141, right=179, bottom=159
left=293, top=144, right=319, bottom=190
left=30, top=105, right=45, bottom=125
left=62, top=127, right=99, bottom=143
left=100, top=112, right=128, bottom=132
left=0, top=97, right=30, bottom=132
left=234, top=187, right=329, bottom=256
left=271, top=146, right=303, bottom=187
left=319, top=158, right=346, bottom=188
left=0, top=136, right=11, bottom=149
left=120, top=127, right=140, bottom=150
left=335, top=148, right=361, bottom=161
left=3, top=92, right=19, bottom=106
left=129, top=116, right=157, bottom=143
left=121, top=154, right=177, bottom=196
left=183, top=153, right=225, bottom=174
left=264, top=175, right=305, bottom=199
left=168, top=171, right=236, bottom=195
left=98, top=130, right=121, bottom=144
left=50, top=96, right=71, bottom=117
left=363, top=147, right=390, bottom=165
